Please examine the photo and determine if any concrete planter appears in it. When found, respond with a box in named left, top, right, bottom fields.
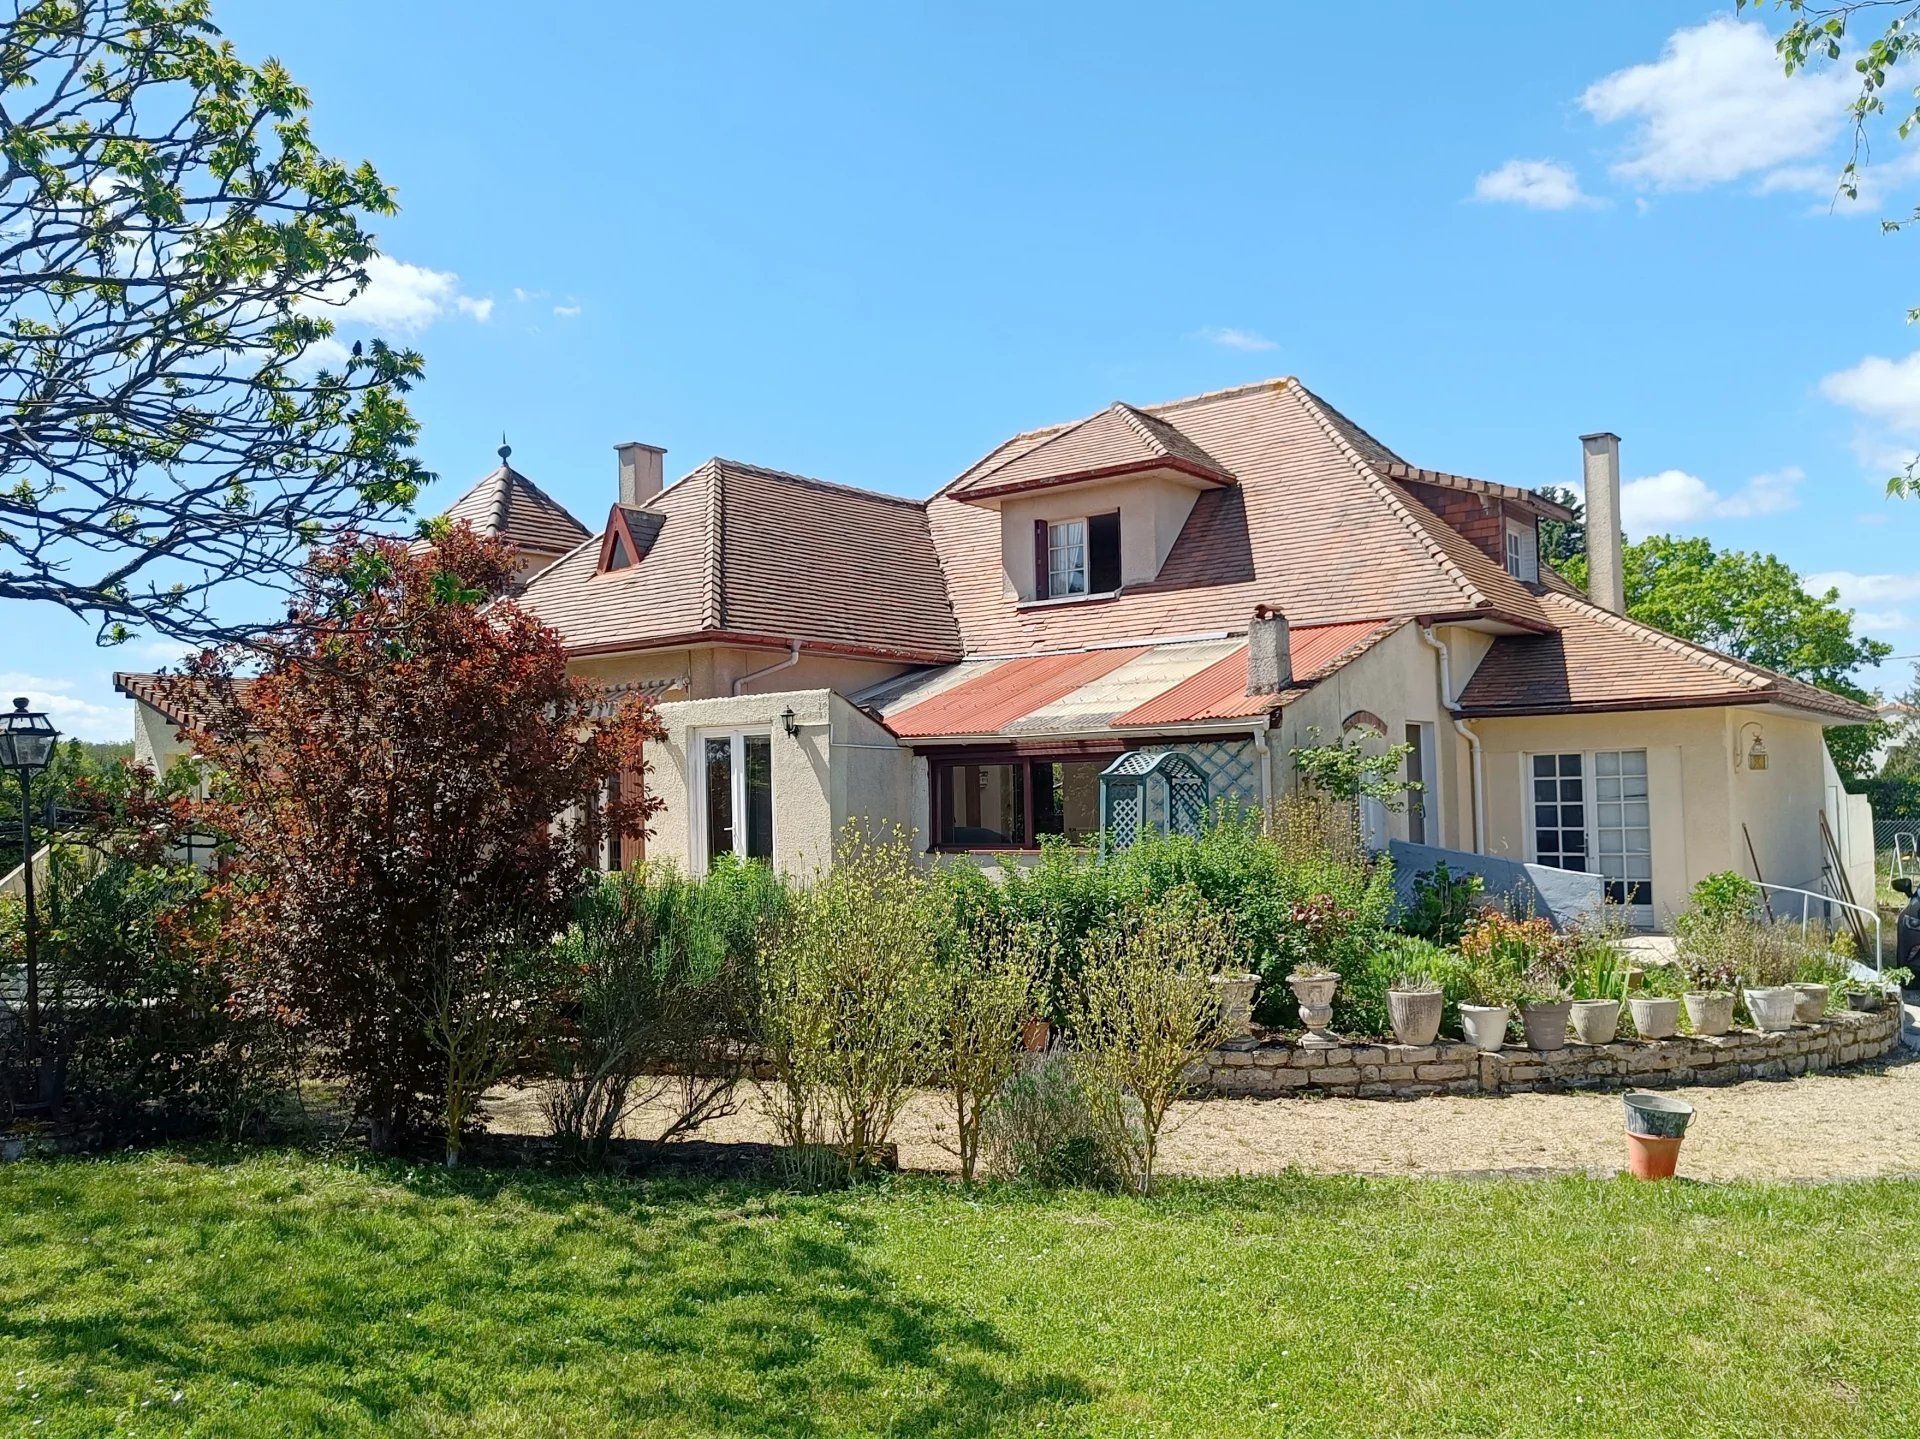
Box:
left=1520, top=999, right=1573, bottom=1052
left=1387, top=988, right=1444, bottom=1047
left=1459, top=1003, right=1510, bottom=1053
left=1568, top=998, right=1621, bottom=1046
left=1789, top=983, right=1829, bottom=1024
left=1628, top=996, right=1681, bottom=1040
left=1210, top=973, right=1258, bottom=1041
left=1744, top=986, right=1799, bottom=1033
left=1287, top=971, right=1339, bottom=1047
left=1847, top=988, right=1885, bottom=1013
left=1684, top=991, right=1735, bottom=1037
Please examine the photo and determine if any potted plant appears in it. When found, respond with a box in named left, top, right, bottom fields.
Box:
left=1287, top=962, right=1339, bottom=1048
left=1672, top=871, right=1756, bottom=1037
left=1386, top=972, right=1444, bottom=1047
left=1789, top=936, right=1851, bottom=1023
left=1675, top=936, right=1738, bottom=1037
left=1020, top=1017, right=1052, bottom=1053
left=1839, top=966, right=1910, bottom=1012
left=1455, top=909, right=1539, bottom=1053
left=1622, top=1090, right=1695, bottom=1180
left=1628, top=964, right=1683, bottom=1040
left=1209, top=970, right=1259, bottom=1041
left=1743, top=984, right=1798, bottom=1032
left=1566, top=935, right=1628, bottom=1046
left=1518, top=971, right=1574, bottom=1052
left=1787, top=982, right=1829, bottom=1024
left=1738, top=922, right=1803, bottom=1032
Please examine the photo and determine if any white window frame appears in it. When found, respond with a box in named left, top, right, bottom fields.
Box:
left=1521, top=749, right=1653, bottom=924
left=1047, top=518, right=1089, bottom=598
left=1504, top=517, right=1538, bottom=582
left=690, top=727, right=774, bottom=873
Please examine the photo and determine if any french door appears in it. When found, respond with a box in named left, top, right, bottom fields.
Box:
left=696, top=730, right=773, bottom=870
left=1529, top=749, right=1653, bottom=927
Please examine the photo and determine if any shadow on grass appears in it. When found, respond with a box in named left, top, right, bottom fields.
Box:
left=0, top=1147, right=1097, bottom=1436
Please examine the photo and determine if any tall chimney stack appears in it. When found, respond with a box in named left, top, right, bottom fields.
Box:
left=1580, top=431, right=1624, bottom=614
left=1246, top=604, right=1293, bottom=695
left=616, top=442, right=666, bottom=508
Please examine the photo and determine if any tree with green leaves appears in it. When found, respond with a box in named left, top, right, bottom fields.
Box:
left=1535, top=484, right=1586, bottom=568
left=1563, top=535, right=1889, bottom=776
left=0, top=0, right=427, bottom=644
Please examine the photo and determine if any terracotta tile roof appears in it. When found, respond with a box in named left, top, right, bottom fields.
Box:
left=1457, top=591, right=1877, bottom=723
left=948, top=402, right=1232, bottom=502
left=1378, top=461, right=1575, bottom=521
left=114, top=672, right=252, bottom=732
left=437, top=461, right=590, bottom=555
left=518, top=458, right=963, bottom=663
left=863, top=621, right=1399, bottom=741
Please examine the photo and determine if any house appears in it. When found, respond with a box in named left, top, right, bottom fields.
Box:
left=117, top=377, right=1878, bottom=929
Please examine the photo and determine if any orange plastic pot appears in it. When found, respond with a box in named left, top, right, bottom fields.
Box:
left=1624, top=1130, right=1684, bottom=1181
left=1021, top=1018, right=1051, bottom=1054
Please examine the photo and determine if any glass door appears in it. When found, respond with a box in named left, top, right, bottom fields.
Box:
left=698, top=730, right=773, bottom=869
left=1593, top=749, right=1653, bottom=926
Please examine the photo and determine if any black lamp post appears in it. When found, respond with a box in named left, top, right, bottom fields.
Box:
left=1, top=697, right=59, bottom=1106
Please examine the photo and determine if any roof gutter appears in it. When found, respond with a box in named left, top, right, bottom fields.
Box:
left=733, top=639, right=801, bottom=695
left=1419, top=625, right=1484, bottom=854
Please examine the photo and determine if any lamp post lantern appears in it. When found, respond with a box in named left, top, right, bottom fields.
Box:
left=1, top=697, right=60, bottom=1107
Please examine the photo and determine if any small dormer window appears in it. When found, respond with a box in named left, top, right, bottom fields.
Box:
left=1504, top=517, right=1538, bottom=582
left=1035, top=512, right=1121, bottom=600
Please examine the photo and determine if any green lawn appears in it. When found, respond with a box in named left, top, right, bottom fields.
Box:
left=3, top=1151, right=1918, bottom=1437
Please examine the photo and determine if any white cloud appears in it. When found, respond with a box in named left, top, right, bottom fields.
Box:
left=1821, top=352, right=1920, bottom=433
left=512, top=287, right=547, bottom=304
left=0, top=672, right=129, bottom=743
left=1805, top=570, right=1920, bottom=607
left=312, top=255, right=493, bottom=334
left=1580, top=17, right=1853, bottom=190
left=1755, top=147, right=1920, bottom=213
left=1471, top=159, right=1599, bottom=210
left=1193, top=325, right=1275, bottom=352
left=553, top=303, right=583, bottom=319
left=1603, top=465, right=1803, bottom=533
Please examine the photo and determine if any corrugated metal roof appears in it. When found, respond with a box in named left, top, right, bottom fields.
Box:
left=1115, top=619, right=1399, bottom=727
left=884, top=647, right=1150, bottom=738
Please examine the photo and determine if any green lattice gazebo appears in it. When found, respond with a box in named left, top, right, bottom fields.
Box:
left=1099, top=750, right=1210, bottom=852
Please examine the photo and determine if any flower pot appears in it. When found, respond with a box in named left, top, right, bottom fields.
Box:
left=1847, top=988, right=1884, bottom=1013
left=1209, top=973, right=1258, bottom=1040
left=1569, top=998, right=1621, bottom=1046
left=1519, top=999, right=1573, bottom=1052
left=1684, top=992, right=1734, bottom=1037
left=1387, top=988, right=1444, bottom=1047
left=1624, top=1131, right=1685, bottom=1181
left=1743, top=986, right=1798, bottom=1033
left=1624, top=1089, right=1695, bottom=1138
left=1287, top=972, right=1339, bottom=1047
left=1788, top=983, right=1829, bottom=1024
left=1020, top=1018, right=1052, bottom=1053
left=1458, top=1003, right=1510, bottom=1053
left=1629, top=996, right=1680, bottom=1040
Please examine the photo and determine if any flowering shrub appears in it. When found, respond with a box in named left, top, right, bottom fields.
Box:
left=1456, top=910, right=1571, bottom=1008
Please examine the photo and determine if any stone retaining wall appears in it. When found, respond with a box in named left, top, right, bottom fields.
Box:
left=1193, top=1006, right=1903, bottom=1099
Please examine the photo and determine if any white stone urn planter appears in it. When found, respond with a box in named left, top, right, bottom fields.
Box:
left=1387, top=986, right=1444, bottom=1047
left=1458, top=1003, right=1510, bottom=1053
left=1519, top=999, right=1573, bottom=1052
left=1744, top=986, right=1799, bottom=1033
left=1210, top=972, right=1259, bottom=1041
left=1628, top=996, right=1680, bottom=1040
left=1568, top=998, right=1621, bottom=1046
left=1684, top=992, right=1735, bottom=1037
left=1789, top=983, right=1829, bottom=1024
left=1287, top=970, right=1340, bottom=1048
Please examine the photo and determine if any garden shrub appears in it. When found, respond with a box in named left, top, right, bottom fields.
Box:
left=1398, top=862, right=1484, bottom=946
left=932, top=918, right=1049, bottom=1182
left=1456, top=910, right=1569, bottom=1008
left=760, top=823, right=950, bottom=1181
left=420, top=926, right=557, bottom=1168
left=981, top=1052, right=1120, bottom=1189
left=1339, top=932, right=1475, bottom=1037
left=1067, top=887, right=1235, bottom=1194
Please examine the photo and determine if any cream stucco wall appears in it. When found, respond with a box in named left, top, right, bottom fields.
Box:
left=644, top=687, right=915, bottom=877
left=131, top=699, right=191, bottom=773
left=996, top=475, right=1205, bottom=599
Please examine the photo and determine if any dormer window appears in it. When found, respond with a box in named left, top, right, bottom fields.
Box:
left=1036, top=513, right=1121, bottom=601
left=1504, top=517, right=1538, bottom=582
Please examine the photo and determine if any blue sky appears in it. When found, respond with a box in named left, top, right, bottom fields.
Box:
left=13, top=1, right=1920, bottom=739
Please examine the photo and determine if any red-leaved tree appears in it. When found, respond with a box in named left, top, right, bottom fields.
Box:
left=161, top=524, right=662, bottom=1149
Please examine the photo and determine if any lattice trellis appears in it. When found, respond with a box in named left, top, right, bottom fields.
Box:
left=1099, top=750, right=1211, bottom=852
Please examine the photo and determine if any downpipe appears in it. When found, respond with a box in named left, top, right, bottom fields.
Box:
left=1418, top=625, right=1484, bottom=854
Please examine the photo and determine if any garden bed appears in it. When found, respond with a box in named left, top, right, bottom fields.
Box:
left=1192, top=1005, right=1902, bottom=1098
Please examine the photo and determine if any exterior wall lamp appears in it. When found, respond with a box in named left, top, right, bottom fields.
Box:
left=1736, top=722, right=1768, bottom=772
left=780, top=706, right=800, bottom=739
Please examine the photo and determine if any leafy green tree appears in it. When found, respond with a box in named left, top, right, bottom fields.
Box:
left=0, top=0, right=427, bottom=643
left=1536, top=484, right=1586, bottom=569
left=1564, top=536, right=1889, bottom=776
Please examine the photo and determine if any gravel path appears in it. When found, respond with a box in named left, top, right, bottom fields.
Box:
left=487, top=1007, right=1920, bottom=1183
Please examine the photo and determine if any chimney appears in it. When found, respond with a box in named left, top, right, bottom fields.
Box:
left=616, top=441, right=666, bottom=508
left=1580, top=431, right=1624, bottom=614
left=1246, top=604, right=1293, bottom=695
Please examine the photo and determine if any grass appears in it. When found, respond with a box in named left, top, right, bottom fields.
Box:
left=3, top=1150, right=1919, bottom=1437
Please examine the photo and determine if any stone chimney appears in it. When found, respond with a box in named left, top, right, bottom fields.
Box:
left=1580, top=432, right=1624, bottom=614
left=616, top=441, right=666, bottom=508
left=1246, top=604, right=1293, bottom=695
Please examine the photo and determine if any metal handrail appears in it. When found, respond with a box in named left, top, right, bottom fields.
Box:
left=1751, top=880, right=1884, bottom=974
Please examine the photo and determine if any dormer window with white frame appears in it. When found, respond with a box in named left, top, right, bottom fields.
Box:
left=1504, top=516, right=1538, bottom=583
left=1035, top=512, right=1121, bottom=601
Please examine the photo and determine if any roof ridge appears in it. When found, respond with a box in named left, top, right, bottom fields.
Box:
left=961, top=407, right=1106, bottom=489
left=706, top=456, right=927, bottom=508
left=1281, top=382, right=1492, bottom=614
left=1110, top=401, right=1181, bottom=460
left=502, top=465, right=590, bottom=534
left=694, top=462, right=725, bottom=629
left=490, top=468, right=513, bottom=532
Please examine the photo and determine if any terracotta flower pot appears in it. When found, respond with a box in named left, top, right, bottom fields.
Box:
left=1519, top=999, right=1573, bottom=1052
left=1020, top=1018, right=1052, bottom=1053
left=1459, top=1003, right=1510, bottom=1053
left=1628, top=996, right=1680, bottom=1040
left=1624, top=1131, right=1684, bottom=1180
left=1788, top=983, right=1829, bottom=1024
left=1684, top=992, right=1734, bottom=1037
left=1568, top=998, right=1621, bottom=1046
left=1387, top=988, right=1444, bottom=1046
left=1743, top=986, right=1798, bottom=1033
